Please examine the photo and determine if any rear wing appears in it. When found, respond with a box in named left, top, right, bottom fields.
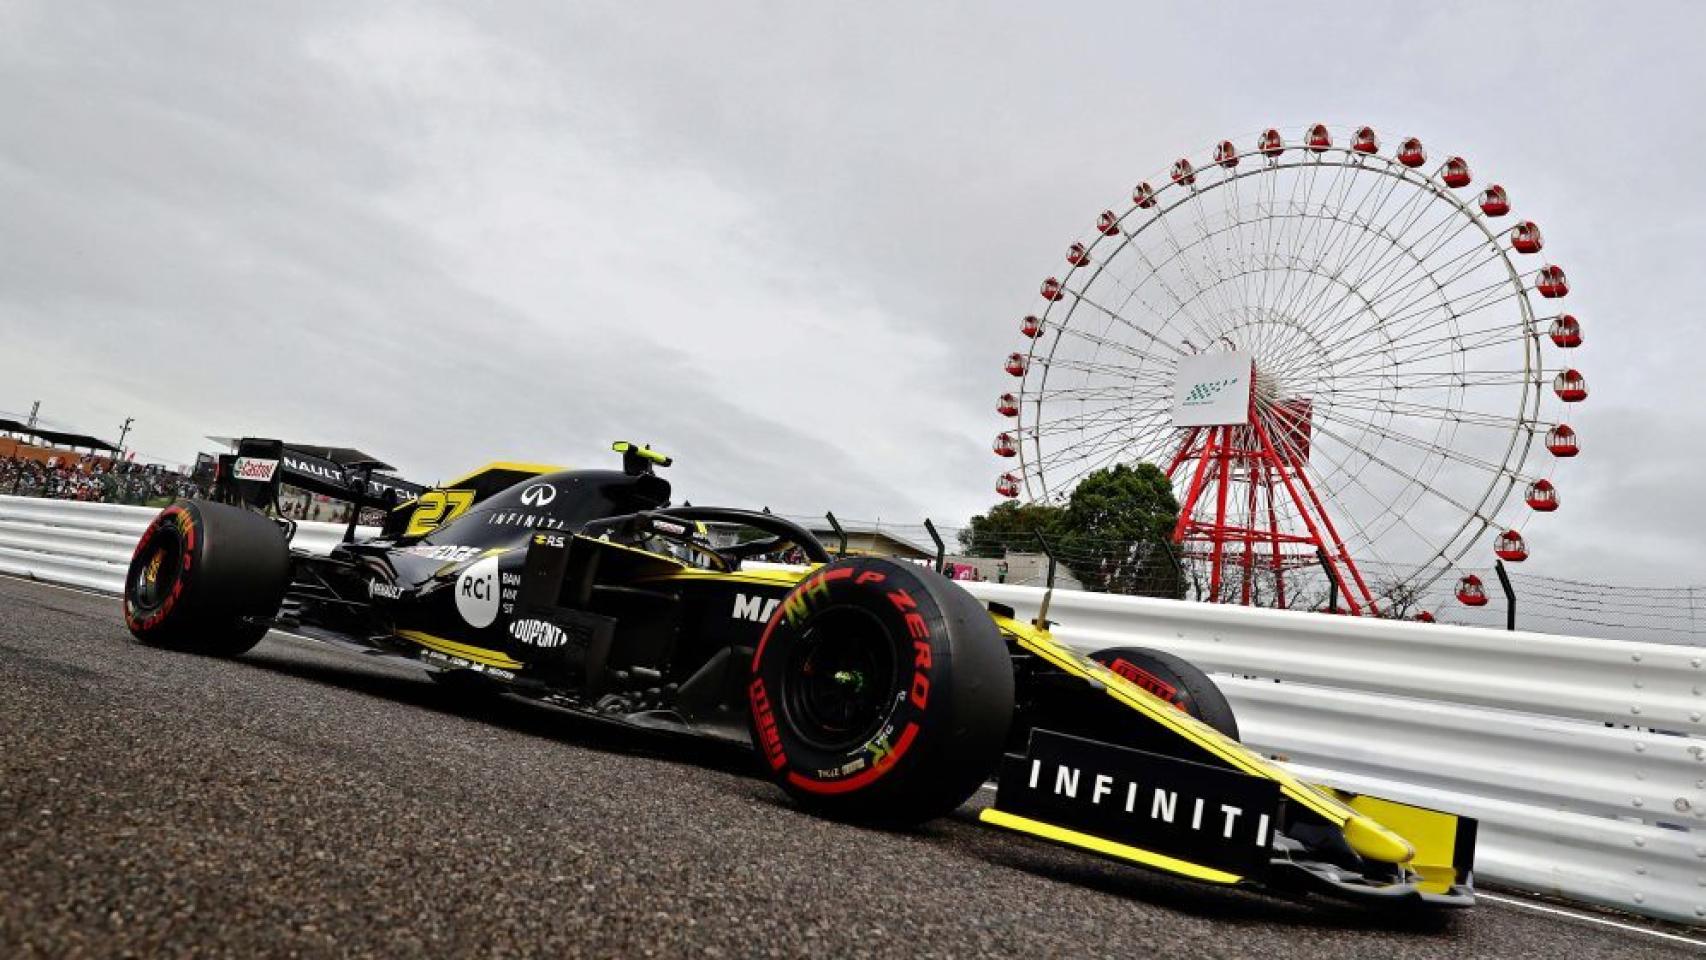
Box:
left=213, top=438, right=426, bottom=513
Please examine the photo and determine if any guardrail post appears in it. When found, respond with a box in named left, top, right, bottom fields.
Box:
left=923, top=518, right=945, bottom=574
left=1495, top=559, right=1517, bottom=631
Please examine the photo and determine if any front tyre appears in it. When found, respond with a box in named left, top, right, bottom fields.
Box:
left=749, top=557, right=1014, bottom=825
left=1089, top=646, right=1239, bottom=741
left=123, top=501, right=290, bottom=657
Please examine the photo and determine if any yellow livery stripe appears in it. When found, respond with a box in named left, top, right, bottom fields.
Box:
left=638, top=567, right=806, bottom=588
left=979, top=808, right=1243, bottom=884
left=438, top=461, right=567, bottom=489
left=397, top=630, right=523, bottom=670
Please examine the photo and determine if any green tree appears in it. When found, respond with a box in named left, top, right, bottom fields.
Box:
left=960, top=462, right=1184, bottom=599
left=1057, top=462, right=1183, bottom=597
left=958, top=500, right=1065, bottom=558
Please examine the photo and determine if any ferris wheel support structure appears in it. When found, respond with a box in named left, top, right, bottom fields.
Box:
left=1167, top=398, right=1380, bottom=614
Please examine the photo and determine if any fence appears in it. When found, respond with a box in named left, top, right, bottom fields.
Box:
left=807, top=517, right=1706, bottom=645
left=2, top=494, right=1703, bottom=923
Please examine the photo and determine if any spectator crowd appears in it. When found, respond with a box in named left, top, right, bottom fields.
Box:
left=1, top=455, right=207, bottom=506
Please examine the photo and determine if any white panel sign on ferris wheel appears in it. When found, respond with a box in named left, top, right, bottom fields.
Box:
left=1171, top=351, right=1254, bottom=427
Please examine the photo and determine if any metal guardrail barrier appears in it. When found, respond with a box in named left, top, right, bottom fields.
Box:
left=2, top=494, right=1702, bottom=923
left=0, top=496, right=368, bottom=590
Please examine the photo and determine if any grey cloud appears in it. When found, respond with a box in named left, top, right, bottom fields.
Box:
left=2, top=0, right=1703, bottom=600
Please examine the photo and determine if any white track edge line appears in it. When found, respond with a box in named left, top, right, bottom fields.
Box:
left=1472, top=893, right=1705, bottom=946
left=0, top=574, right=119, bottom=599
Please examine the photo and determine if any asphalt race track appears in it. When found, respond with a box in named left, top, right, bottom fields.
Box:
left=1, top=576, right=1699, bottom=959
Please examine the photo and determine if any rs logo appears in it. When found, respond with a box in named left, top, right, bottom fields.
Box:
left=732, top=593, right=781, bottom=623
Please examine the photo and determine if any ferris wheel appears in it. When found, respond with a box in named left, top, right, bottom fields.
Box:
left=993, top=124, right=1587, bottom=615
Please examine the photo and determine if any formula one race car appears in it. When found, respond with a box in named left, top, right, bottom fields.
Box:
left=121, top=439, right=1476, bottom=908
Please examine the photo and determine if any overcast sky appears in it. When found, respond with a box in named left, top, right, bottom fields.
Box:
left=3, top=0, right=1703, bottom=597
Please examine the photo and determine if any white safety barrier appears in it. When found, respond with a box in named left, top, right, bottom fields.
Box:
left=2, top=494, right=1701, bottom=923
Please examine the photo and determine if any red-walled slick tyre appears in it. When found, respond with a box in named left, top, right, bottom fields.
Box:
left=123, top=501, right=290, bottom=657
left=748, top=557, right=1014, bottom=825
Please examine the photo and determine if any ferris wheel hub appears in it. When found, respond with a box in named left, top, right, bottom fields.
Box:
left=1170, top=350, right=1255, bottom=428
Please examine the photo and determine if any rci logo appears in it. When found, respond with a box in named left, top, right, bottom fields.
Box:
left=1181, top=376, right=1240, bottom=406
left=455, top=556, right=501, bottom=628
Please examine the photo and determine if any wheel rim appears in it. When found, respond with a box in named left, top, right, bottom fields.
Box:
left=779, top=606, right=899, bottom=753
left=128, top=529, right=182, bottom=614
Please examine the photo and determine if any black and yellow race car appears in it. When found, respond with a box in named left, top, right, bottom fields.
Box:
left=122, top=439, right=1475, bottom=908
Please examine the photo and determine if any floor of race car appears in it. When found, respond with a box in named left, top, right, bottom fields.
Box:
left=1, top=576, right=1699, bottom=959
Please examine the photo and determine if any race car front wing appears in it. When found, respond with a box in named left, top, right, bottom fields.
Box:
left=979, top=728, right=1476, bottom=907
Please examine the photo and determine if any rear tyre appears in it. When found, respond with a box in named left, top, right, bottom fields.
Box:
left=123, top=501, right=290, bottom=657
left=749, top=557, right=1014, bottom=825
left=1089, top=646, right=1239, bottom=741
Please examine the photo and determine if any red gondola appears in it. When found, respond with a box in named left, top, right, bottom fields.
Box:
left=1525, top=478, right=1559, bottom=512
left=1455, top=574, right=1489, bottom=606
left=996, top=473, right=1020, bottom=498
left=1548, top=314, right=1582, bottom=348
left=997, top=393, right=1020, bottom=417
left=1020, top=315, right=1044, bottom=338
left=1415, top=610, right=1436, bottom=623
left=1097, top=210, right=1121, bottom=236
left=1494, top=529, right=1528, bottom=562
left=1067, top=242, right=1091, bottom=267
left=1545, top=423, right=1579, bottom=457
left=993, top=432, right=1018, bottom=458
left=1352, top=126, right=1379, bottom=154
left=1479, top=184, right=1510, bottom=217
left=1535, top=264, right=1569, bottom=298
left=1511, top=221, right=1544, bottom=254
left=1397, top=137, right=1427, bottom=168
left=1306, top=123, right=1332, bottom=152
left=1041, top=277, right=1065, bottom=301
left=1553, top=368, right=1587, bottom=402
left=1132, top=182, right=1156, bottom=208
left=1004, top=353, right=1029, bottom=377
left=1442, top=156, right=1471, bottom=188
left=1214, top=140, right=1239, bottom=168
left=1258, top=128, right=1284, bottom=158
left=1171, top=158, right=1196, bottom=186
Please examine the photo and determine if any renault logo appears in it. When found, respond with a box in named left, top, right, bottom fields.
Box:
left=520, top=483, right=557, bottom=507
